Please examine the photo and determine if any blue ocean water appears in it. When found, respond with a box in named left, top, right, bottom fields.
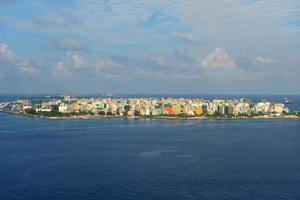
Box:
left=1, top=95, right=300, bottom=200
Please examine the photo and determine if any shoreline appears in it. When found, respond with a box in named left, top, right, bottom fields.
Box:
left=1, top=111, right=299, bottom=121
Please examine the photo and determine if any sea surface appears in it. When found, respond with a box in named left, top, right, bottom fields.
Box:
left=0, top=95, right=300, bottom=200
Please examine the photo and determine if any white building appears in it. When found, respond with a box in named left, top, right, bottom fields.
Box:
left=58, top=105, right=68, bottom=113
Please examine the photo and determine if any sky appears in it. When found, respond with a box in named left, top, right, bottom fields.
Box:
left=0, top=0, right=300, bottom=95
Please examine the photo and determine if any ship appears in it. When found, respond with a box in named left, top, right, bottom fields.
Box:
left=284, top=97, right=294, bottom=104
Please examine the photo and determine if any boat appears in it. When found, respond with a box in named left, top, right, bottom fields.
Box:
left=284, top=97, right=294, bottom=104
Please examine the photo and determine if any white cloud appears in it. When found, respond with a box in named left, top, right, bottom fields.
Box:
left=201, top=48, right=236, bottom=69
left=53, top=61, right=71, bottom=76
left=55, top=38, right=83, bottom=50
left=174, top=49, right=195, bottom=63
left=255, top=57, right=276, bottom=64
left=172, top=31, right=198, bottom=43
left=68, top=52, right=89, bottom=69
left=53, top=52, right=121, bottom=77
left=19, top=61, right=38, bottom=75
left=0, top=43, right=18, bottom=62
left=144, top=54, right=168, bottom=66
left=0, top=43, right=38, bottom=74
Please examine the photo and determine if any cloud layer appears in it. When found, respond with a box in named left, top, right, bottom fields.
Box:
left=0, top=0, right=299, bottom=94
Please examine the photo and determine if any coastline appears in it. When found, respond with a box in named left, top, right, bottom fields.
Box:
left=1, top=111, right=299, bottom=121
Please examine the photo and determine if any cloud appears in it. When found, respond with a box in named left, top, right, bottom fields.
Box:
left=174, top=49, right=195, bottom=63
left=53, top=61, right=71, bottom=76
left=0, top=0, right=299, bottom=94
left=201, top=48, right=236, bottom=69
left=53, top=51, right=202, bottom=80
left=144, top=54, right=168, bottom=66
left=172, top=31, right=198, bottom=43
left=19, top=64, right=38, bottom=74
left=0, top=43, right=38, bottom=74
left=53, top=52, right=122, bottom=78
left=67, top=52, right=89, bottom=69
left=54, top=38, right=84, bottom=50
left=255, top=57, right=276, bottom=64
left=0, top=43, right=18, bottom=63
left=236, top=56, right=278, bottom=71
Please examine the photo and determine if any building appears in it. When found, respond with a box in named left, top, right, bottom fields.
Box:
left=58, top=105, right=68, bottom=113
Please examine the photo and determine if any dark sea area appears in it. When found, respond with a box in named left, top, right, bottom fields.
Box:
left=0, top=94, right=300, bottom=200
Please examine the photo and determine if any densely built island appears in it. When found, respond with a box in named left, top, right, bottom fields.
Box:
left=0, top=96, right=299, bottom=119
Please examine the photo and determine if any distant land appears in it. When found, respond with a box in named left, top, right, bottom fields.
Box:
left=1, top=95, right=299, bottom=120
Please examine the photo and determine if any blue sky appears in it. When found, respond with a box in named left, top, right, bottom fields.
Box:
left=0, top=0, right=299, bottom=94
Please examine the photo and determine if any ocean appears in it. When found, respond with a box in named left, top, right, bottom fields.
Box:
left=0, top=95, right=300, bottom=200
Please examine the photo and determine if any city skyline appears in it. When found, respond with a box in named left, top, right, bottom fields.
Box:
left=1, top=0, right=300, bottom=94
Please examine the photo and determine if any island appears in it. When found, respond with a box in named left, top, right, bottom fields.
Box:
left=0, top=96, right=299, bottom=120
